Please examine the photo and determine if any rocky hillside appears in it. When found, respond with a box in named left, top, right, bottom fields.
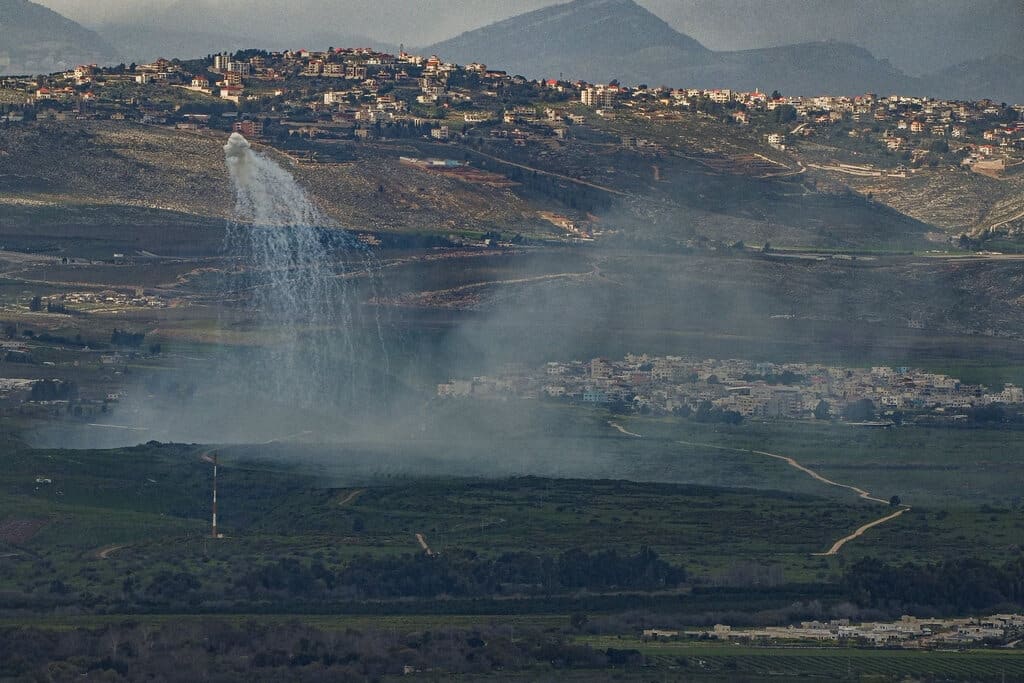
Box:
left=0, top=122, right=550, bottom=246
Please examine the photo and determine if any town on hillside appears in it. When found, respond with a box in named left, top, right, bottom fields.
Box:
left=1, top=46, right=1021, bottom=177
left=438, top=354, right=1024, bottom=424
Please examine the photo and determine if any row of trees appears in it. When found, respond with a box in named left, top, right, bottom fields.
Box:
left=0, top=620, right=629, bottom=680
left=110, top=328, right=146, bottom=347
left=843, top=555, right=1024, bottom=612
left=230, top=547, right=686, bottom=603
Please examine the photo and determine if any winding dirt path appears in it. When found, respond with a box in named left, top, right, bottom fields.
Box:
left=674, top=439, right=890, bottom=504
left=606, top=422, right=909, bottom=555
left=812, top=507, right=910, bottom=556
left=96, top=545, right=126, bottom=560
left=607, top=421, right=643, bottom=438
left=675, top=438, right=910, bottom=554
left=337, top=489, right=365, bottom=507
left=415, top=532, right=434, bottom=556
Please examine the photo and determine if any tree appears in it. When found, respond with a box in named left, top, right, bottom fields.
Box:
left=842, top=398, right=876, bottom=422
left=570, top=613, right=589, bottom=631
left=773, top=104, right=797, bottom=123
left=813, top=400, right=831, bottom=420
left=111, top=328, right=145, bottom=347
left=28, top=296, right=42, bottom=312
left=889, top=495, right=901, bottom=507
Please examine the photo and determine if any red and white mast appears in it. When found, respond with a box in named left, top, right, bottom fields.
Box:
left=211, top=452, right=218, bottom=538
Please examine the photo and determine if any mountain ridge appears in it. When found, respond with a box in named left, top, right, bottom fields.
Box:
left=423, top=0, right=1024, bottom=102
left=0, top=0, right=119, bottom=75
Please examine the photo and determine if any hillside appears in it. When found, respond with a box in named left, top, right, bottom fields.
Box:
left=0, top=119, right=938, bottom=254
left=0, top=0, right=118, bottom=75
left=0, top=122, right=553, bottom=254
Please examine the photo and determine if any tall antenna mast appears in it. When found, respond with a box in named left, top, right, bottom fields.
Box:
left=211, top=452, right=219, bottom=538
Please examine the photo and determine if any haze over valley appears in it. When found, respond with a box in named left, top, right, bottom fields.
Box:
left=1, top=2, right=1024, bottom=679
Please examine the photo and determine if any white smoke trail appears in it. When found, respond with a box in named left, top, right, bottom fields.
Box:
left=222, top=132, right=384, bottom=408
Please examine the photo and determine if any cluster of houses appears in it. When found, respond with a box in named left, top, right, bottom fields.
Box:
left=647, top=613, right=1024, bottom=647
left=44, top=290, right=168, bottom=311
left=1, top=47, right=1019, bottom=169
left=0, top=340, right=133, bottom=418
left=437, top=354, right=1024, bottom=421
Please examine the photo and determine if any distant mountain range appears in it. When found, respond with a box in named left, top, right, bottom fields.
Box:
left=0, top=0, right=393, bottom=74
left=4, top=0, right=1022, bottom=103
left=0, top=0, right=118, bottom=75
left=93, top=0, right=396, bottom=65
left=424, top=0, right=1024, bottom=103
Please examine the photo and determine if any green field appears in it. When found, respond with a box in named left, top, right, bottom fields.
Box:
left=3, top=405, right=1024, bottom=608
left=580, top=637, right=1024, bottom=680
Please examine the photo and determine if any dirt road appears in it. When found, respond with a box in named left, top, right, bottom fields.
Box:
left=812, top=507, right=910, bottom=556
left=415, top=533, right=434, bottom=556
left=337, top=489, right=365, bottom=507
left=607, top=423, right=909, bottom=555
left=96, top=545, right=126, bottom=560
left=607, top=421, right=643, bottom=437
left=675, top=439, right=889, bottom=504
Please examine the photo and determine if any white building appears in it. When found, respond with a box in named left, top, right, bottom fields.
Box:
left=581, top=87, right=615, bottom=108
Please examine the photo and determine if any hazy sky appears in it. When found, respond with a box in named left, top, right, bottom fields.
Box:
left=36, top=0, right=1023, bottom=75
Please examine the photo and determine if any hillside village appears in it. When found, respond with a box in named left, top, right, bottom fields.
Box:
left=0, top=46, right=1021, bottom=175
left=438, top=354, right=1024, bottom=424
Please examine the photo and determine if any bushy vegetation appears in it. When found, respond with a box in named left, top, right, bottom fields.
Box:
left=0, top=620, right=622, bottom=681
left=231, top=547, right=685, bottom=603
left=843, top=555, right=1024, bottom=613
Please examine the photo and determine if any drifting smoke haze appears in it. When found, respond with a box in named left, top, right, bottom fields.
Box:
left=33, top=135, right=400, bottom=448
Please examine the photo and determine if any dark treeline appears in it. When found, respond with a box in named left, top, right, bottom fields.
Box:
left=843, top=555, right=1024, bottom=613
left=110, top=328, right=146, bottom=347
left=233, top=547, right=685, bottom=602
left=29, top=379, right=77, bottom=401
left=966, top=402, right=1024, bottom=425
left=0, top=620, right=629, bottom=681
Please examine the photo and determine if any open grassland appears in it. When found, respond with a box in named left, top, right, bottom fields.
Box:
left=2, top=403, right=1023, bottom=607
left=0, top=438, right=882, bottom=585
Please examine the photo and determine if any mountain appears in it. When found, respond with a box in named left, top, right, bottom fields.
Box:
left=0, top=0, right=119, bottom=75
left=690, top=42, right=912, bottom=96
left=424, top=0, right=1022, bottom=101
left=96, top=25, right=260, bottom=65
left=92, top=0, right=396, bottom=64
left=425, top=0, right=710, bottom=82
left=922, top=54, right=1024, bottom=104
